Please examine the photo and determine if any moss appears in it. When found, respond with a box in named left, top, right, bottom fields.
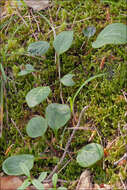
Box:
left=0, top=0, right=126, bottom=188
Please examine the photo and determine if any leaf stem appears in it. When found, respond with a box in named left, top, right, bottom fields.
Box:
left=58, top=55, right=64, bottom=104
left=72, top=73, right=106, bottom=112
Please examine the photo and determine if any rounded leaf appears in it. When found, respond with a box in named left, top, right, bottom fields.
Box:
left=77, top=143, right=104, bottom=167
left=83, top=26, right=96, bottom=38
left=26, top=86, right=51, bottom=108
left=60, top=74, right=75, bottom=87
left=28, top=41, right=50, bottom=56
left=26, top=116, right=47, bottom=138
left=92, top=23, right=127, bottom=48
left=53, top=31, right=73, bottom=55
left=46, top=103, right=71, bottom=132
left=2, top=154, right=34, bottom=175
left=18, top=64, right=35, bottom=76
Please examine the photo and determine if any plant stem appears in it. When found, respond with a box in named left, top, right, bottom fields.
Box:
left=57, top=55, right=64, bottom=104
left=0, top=80, right=4, bottom=138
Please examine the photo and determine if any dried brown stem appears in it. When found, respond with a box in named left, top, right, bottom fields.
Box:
left=11, top=118, right=26, bottom=144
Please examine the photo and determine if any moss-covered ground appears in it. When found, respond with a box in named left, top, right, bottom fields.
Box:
left=0, top=0, right=127, bottom=189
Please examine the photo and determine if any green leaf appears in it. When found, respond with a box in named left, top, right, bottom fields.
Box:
left=92, top=23, right=127, bottom=48
left=19, top=162, right=30, bottom=177
left=38, top=172, right=47, bottom=182
left=2, top=154, right=34, bottom=175
left=28, top=41, right=50, bottom=56
left=60, top=74, right=75, bottom=87
left=77, top=143, right=104, bottom=167
left=18, top=64, right=35, bottom=76
left=26, top=116, right=47, bottom=138
left=46, top=103, right=71, bottom=132
left=32, top=179, right=45, bottom=190
left=52, top=173, right=58, bottom=188
left=26, top=86, right=51, bottom=108
left=83, top=26, right=96, bottom=38
left=57, top=187, right=67, bottom=190
left=17, top=179, right=31, bottom=190
left=53, top=31, right=73, bottom=55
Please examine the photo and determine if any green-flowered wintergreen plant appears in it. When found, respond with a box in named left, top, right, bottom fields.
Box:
left=2, top=16, right=127, bottom=189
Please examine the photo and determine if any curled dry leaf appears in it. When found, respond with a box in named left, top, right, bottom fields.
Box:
left=24, top=0, right=49, bottom=11
left=0, top=176, right=52, bottom=190
left=76, top=170, right=93, bottom=190
left=0, top=176, right=25, bottom=190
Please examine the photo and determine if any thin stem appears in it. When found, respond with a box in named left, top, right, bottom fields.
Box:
left=37, top=12, right=64, bottom=103
left=11, top=118, right=26, bottom=144
left=58, top=55, right=64, bottom=104
left=0, top=80, right=4, bottom=138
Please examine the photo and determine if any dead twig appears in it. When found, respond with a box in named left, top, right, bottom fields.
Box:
left=114, top=153, right=127, bottom=166
left=122, top=90, right=127, bottom=103
left=16, top=8, right=28, bottom=27
left=28, top=13, right=38, bottom=40
left=47, top=106, right=89, bottom=179
left=30, top=10, right=40, bottom=32
left=57, top=159, right=72, bottom=175
left=119, top=173, right=127, bottom=190
left=11, top=118, right=26, bottom=144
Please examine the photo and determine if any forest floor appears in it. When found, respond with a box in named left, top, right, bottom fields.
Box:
left=0, top=0, right=127, bottom=189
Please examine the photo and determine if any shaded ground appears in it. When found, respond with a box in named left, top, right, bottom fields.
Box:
left=0, top=0, right=127, bottom=189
